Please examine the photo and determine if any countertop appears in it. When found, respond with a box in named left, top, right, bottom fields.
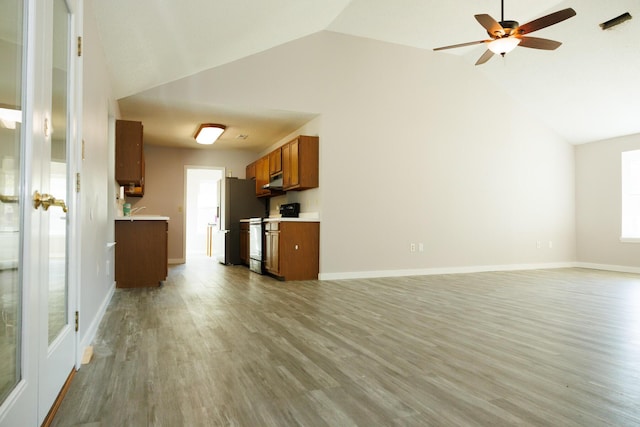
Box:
left=116, top=215, right=170, bottom=221
left=263, top=216, right=320, bottom=223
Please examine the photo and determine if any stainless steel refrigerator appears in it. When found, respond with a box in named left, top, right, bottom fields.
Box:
left=214, top=177, right=265, bottom=265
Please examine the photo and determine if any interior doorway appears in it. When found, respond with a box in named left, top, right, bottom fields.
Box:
left=185, top=167, right=223, bottom=259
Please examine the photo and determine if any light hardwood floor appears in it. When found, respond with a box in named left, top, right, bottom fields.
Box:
left=52, top=259, right=640, bottom=426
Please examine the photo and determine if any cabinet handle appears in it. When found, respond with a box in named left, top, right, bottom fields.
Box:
left=294, top=244, right=299, bottom=250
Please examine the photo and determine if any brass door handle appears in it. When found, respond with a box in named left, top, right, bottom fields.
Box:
left=0, top=194, right=18, bottom=204
left=33, top=191, right=68, bottom=213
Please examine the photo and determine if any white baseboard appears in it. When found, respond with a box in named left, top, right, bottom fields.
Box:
left=77, top=280, right=115, bottom=367
left=574, top=262, right=640, bottom=274
left=168, top=258, right=185, bottom=265
left=318, top=262, right=575, bottom=281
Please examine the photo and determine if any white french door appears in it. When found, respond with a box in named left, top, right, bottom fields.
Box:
left=0, top=0, right=80, bottom=425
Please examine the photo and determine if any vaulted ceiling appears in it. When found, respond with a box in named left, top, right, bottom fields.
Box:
left=90, top=0, right=640, bottom=150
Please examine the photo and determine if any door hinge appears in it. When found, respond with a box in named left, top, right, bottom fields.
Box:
left=77, top=36, right=82, bottom=57
left=76, top=173, right=81, bottom=192
left=75, top=311, right=79, bottom=332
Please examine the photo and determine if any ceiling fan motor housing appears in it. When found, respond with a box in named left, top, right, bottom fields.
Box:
left=491, top=20, right=519, bottom=37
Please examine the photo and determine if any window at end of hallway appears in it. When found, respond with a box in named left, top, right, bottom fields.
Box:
left=621, top=149, right=640, bottom=242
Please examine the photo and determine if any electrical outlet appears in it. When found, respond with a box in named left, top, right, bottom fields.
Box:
left=410, top=243, right=416, bottom=253
left=536, top=241, right=541, bottom=249
left=548, top=241, right=553, bottom=248
left=418, top=243, right=424, bottom=252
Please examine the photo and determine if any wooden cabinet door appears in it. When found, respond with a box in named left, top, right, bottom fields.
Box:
left=115, top=220, right=168, bottom=287
left=255, top=155, right=269, bottom=196
left=281, top=136, right=318, bottom=191
left=265, top=222, right=280, bottom=275
left=289, top=139, right=300, bottom=188
left=282, top=142, right=291, bottom=188
left=246, top=161, right=256, bottom=180
left=269, top=147, right=282, bottom=175
left=115, top=119, right=143, bottom=185
left=239, top=223, right=249, bottom=265
left=279, top=222, right=319, bottom=281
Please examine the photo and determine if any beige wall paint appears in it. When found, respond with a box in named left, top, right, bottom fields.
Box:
left=80, top=0, right=120, bottom=347
left=576, top=133, right=640, bottom=270
left=139, top=31, right=577, bottom=278
left=129, top=145, right=256, bottom=261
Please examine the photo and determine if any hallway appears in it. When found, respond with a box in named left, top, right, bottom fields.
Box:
left=52, top=261, right=640, bottom=426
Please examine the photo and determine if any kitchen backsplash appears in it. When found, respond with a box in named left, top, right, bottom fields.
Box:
left=269, top=187, right=320, bottom=218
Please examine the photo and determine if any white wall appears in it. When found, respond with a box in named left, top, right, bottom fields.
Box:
left=576, top=133, right=640, bottom=271
left=136, top=31, right=577, bottom=279
left=78, top=0, right=119, bottom=350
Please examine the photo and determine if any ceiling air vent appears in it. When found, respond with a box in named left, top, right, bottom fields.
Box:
left=600, top=12, right=632, bottom=30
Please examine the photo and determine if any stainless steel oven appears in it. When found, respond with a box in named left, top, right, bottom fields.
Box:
left=248, top=218, right=263, bottom=274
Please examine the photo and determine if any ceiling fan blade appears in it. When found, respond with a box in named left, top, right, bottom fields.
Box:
left=475, top=14, right=504, bottom=36
left=518, top=36, right=562, bottom=50
left=518, top=8, right=576, bottom=34
left=475, top=49, right=495, bottom=65
left=433, top=40, right=487, bottom=51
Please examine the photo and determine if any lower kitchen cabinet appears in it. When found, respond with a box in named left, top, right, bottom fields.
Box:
left=239, top=221, right=250, bottom=265
left=265, top=220, right=319, bottom=281
left=115, top=219, right=168, bottom=288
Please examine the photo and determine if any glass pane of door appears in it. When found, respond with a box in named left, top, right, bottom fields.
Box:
left=0, top=0, right=24, bottom=404
left=48, top=0, right=70, bottom=344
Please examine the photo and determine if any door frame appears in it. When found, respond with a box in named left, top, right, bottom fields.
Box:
left=0, top=0, right=82, bottom=424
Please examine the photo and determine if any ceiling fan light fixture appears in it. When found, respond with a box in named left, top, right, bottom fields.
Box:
left=194, top=123, right=226, bottom=145
left=488, top=37, right=521, bottom=55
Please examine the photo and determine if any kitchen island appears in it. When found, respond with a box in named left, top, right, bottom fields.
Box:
left=115, top=216, right=169, bottom=288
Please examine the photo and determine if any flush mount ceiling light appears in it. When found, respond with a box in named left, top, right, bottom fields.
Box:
left=194, top=123, right=226, bottom=145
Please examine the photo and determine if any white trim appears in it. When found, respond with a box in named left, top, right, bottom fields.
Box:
left=318, top=262, right=576, bottom=281
left=169, top=258, right=185, bottom=265
left=574, top=262, right=640, bottom=275
left=620, top=237, right=640, bottom=243
left=77, top=281, right=115, bottom=363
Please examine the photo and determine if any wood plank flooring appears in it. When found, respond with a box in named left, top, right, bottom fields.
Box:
left=52, top=259, right=640, bottom=426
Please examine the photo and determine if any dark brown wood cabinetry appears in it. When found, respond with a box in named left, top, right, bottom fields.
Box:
left=115, top=220, right=168, bottom=288
left=282, top=135, right=318, bottom=191
left=115, top=119, right=145, bottom=197
left=239, top=221, right=250, bottom=265
left=264, top=221, right=319, bottom=281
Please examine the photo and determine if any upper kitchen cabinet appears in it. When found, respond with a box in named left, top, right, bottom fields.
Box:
left=282, top=136, right=319, bottom=191
left=246, top=161, right=256, bottom=181
left=255, top=155, right=270, bottom=197
left=269, top=147, right=282, bottom=175
left=116, top=119, right=145, bottom=196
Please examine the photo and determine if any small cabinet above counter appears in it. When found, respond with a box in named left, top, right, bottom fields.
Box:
left=115, top=119, right=145, bottom=197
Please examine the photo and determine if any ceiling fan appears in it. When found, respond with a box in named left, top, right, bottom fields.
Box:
left=433, top=0, right=576, bottom=65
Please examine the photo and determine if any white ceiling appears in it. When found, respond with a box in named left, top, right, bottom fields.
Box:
left=91, top=0, right=640, bottom=150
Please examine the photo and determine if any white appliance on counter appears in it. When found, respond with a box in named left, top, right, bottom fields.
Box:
left=213, top=178, right=265, bottom=265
